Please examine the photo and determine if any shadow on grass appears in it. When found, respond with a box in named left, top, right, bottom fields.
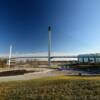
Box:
left=0, top=70, right=36, bottom=77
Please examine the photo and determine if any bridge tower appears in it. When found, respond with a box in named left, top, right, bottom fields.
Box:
left=8, top=45, right=12, bottom=67
left=8, top=45, right=16, bottom=67
left=48, top=26, right=51, bottom=66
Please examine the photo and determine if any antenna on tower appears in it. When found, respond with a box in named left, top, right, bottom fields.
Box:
left=8, top=45, right=12, bottom=67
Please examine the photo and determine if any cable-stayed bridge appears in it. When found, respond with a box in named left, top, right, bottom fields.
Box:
left=5, top=26, right=78, bottom=66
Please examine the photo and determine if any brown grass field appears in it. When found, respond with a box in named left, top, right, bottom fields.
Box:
left=0, top=76, right=100, bottom=100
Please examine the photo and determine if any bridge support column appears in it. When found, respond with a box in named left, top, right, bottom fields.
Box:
left=48, top=26, right=51, bottom=66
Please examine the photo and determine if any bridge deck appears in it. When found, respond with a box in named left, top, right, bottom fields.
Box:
left=10, top=56, right=78, bottom=59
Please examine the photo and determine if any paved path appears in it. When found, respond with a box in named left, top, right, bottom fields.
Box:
left=0, top=68, right=99, bottom=82
left=0, top=68, right=58, bottom=82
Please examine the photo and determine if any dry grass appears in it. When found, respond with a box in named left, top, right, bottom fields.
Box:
left=0, top=76, right=100, bottom=100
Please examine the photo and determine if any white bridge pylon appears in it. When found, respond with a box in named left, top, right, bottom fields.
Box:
left=8, top=45, right=12, bottom=67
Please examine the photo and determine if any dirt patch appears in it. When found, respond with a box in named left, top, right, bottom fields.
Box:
left=0, top=70, right=36, bottom=77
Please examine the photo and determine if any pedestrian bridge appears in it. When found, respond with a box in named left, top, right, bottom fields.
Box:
left=11, top=55, right=78, bottom=59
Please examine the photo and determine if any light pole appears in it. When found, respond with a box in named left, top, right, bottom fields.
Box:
left=48, top=26, right=51, bottom=66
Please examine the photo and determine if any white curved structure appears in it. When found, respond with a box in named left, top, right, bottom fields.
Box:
left=8, top=45, right=12, bottom=67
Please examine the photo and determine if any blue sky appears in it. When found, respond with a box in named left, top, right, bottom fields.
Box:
left=0, top=0, right=100, bottom=54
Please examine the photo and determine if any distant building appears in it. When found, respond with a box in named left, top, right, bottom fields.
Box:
left=78, top=53, right=100, bottom=63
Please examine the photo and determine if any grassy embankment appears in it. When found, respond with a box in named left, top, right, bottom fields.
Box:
left=0, top=76, right=100, bottom=100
